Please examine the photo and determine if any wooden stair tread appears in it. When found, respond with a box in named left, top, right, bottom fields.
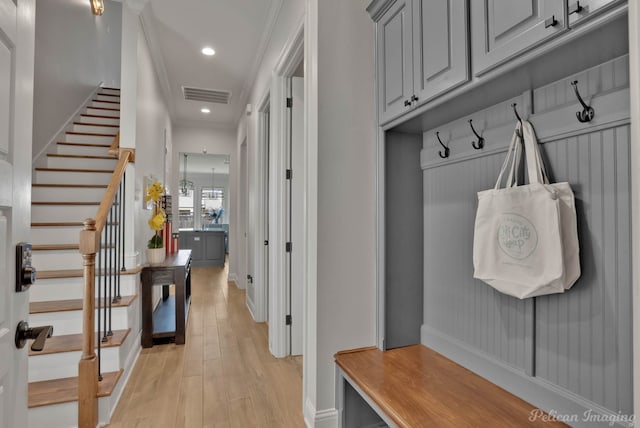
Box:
left=66, top=131, right=117, bottom=137
left=35, top=167, right=113, bottom=173
left=36, top=266, right=141, bottom=279
left=28, top=370, right=123, bottom=408
left=57, top=141, right=111, bottom=148
left=80, top=114, right=119, bottom=120
left=97, top=93, right=120, bottom=98
left=32, top=201, right=101, bottom=206
left=32, top=184, right=108, bottom=188
left=29, top=329, right=130, bottom=356
left=32, top=244, right=78, bottom=251
left=92, top=99, right=120, bottom=104
left=30, top=295, right=137, bottom=314
left=31, top=221, right=118, bottom=227
left=73, top=121, right=119, bottom=128
left=47, top=154, right=117, bottom=160
left=32, top=243, right=115, bottom=251
left=100, top=87, right=121, bottom=91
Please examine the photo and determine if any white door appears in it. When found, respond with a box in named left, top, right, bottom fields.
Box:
left=288, top=77, right=304, bottom=355
left=0, top=0, right=36, bottom=427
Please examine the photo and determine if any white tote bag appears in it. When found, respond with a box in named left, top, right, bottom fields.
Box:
left=472, top=120, right=580, bottom=299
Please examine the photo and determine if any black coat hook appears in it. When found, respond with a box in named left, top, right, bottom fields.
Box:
left=571, top=80, right=595, bottom=123
left=469, top=119, right=484, bottom=150
left=512, top=103, right=524, bottom=141
left=436, top=132, right=450, bottom=159
left=512, top=103, right=522, bottom=124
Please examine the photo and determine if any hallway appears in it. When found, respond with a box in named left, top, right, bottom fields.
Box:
left=107, top=265, right=304, bottom=428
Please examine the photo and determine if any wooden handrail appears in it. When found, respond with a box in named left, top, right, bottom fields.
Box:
left=78, top=132, right=133, bottom=428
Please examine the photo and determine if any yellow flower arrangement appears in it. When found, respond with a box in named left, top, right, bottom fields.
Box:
left=146, top=180, right=166, bottom=249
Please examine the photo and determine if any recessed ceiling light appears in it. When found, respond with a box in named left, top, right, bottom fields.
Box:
left=201, top=107, right=211, bottom=114
left=201, top=47, right=215, bottom=56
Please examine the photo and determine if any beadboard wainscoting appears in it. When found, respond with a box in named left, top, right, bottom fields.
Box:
left=416, top=55, right=632, bottom=425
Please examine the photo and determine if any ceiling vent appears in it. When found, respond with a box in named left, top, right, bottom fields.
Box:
left=182, top=86, right=231, bottom=104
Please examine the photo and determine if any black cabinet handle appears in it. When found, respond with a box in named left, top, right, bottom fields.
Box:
left=411, top=95, right=419, bottom=103
left=404, top=99, right=411, bottom=107
left=569, top=1, right=583, bottom=15
left=544, top=15, right=558, bottom=28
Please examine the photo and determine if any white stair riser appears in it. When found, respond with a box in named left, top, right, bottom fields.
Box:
left=90, top=100, right=120, bottom=110
left=31, top=226, right=83, bottom=244
left=30, top=276, right=137, bottom=303
left=56, top=143, right=111, bottom=157
left=32, top=205, right=100, bottom=223
left=95, top=94, right=120, bottom=102
left=32, top=186, right=106, bottom=203
left=29, top=394, right=118, bottom=428
left=29, top=304, right=134, bottom=336
left=99, top=88, right=121, bottom=96
left=34, top=170, right=112, bottom=185
left=85, top=107, right=120, bottom=118
left=64, top=133, right=115, bottom=145
left=32, top=248, right=122, bottom=271
left=28, top=348, right=120, bottom=382
left=78, top=115, right=119, bottom=126
left=73, top=123, right=119, bottom=134
left=46, top=156, right=117, bottom=170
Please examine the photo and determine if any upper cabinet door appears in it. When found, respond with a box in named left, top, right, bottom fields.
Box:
left=412, top=0, right=469, bottom=104
left=377, top=0, right=414, bottom=124
left=471, top=0, right=566, bottom=75
left=568, top=0, right=624, bottom=27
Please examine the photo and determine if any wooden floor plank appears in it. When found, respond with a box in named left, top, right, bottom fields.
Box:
left=106, top=265, right=304, bottom=428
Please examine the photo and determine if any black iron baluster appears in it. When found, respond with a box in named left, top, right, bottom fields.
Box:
left=115, top=181, right=122, bottom=302
left=121, top=173, right=126, bottom=275
left=102, top=223, right=108, bottom=344
left=97, top=236, right=103, bottom=381
left=107, top=202, right=114, bottom=338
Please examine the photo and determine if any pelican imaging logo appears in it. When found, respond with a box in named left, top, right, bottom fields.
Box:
left=497, top=213, right=538, bottom=260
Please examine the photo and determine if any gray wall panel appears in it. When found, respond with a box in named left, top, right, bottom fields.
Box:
left=385, top=132, right=423, bottom=349
left=536, top=126, right=633, bottom=414
left=423, top=151, right=531, bottom=371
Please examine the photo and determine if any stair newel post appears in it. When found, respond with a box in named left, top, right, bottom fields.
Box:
left=78, top=218, right=98, bottom=428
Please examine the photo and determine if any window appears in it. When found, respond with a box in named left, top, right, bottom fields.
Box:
left=201, top=186, right=225, bottom=227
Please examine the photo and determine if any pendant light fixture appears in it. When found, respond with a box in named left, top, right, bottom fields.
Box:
left=179, top=154, right=194, bottom=196
left=90, top=0, right=105, bottom=16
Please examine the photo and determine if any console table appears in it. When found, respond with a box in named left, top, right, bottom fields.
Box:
left=141, top=249, right=192, bottom=348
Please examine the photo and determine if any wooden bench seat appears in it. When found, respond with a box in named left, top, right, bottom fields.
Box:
left=335, top=344, right=567, bottom=427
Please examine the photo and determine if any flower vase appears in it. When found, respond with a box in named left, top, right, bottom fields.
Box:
left=146, top=247, right=166, bottom=265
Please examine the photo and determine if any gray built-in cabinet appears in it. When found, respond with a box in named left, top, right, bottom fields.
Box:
left=367, top=0, right=632, bottom=426
left=178, top=230, right=225, bottom=267
left=375, top=0, right=469, bottom=124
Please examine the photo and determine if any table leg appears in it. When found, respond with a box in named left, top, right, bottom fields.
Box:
left=175, top=270, right=186, bottom=345
left=141, top=270, right=153, bottom=348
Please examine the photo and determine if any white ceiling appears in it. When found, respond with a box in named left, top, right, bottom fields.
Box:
left=142, top=0, right=282, bottom=128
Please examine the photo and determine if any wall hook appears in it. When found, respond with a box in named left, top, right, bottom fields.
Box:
left=571, top=80, right=595, bottom=123
left=512, top=103, right=524, bottom=141
left=469, top=119, right=484, bottom=150
left=436, top=132, right=450, bottom=159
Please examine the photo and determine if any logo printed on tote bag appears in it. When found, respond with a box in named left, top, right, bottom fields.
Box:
left=497, top=213, right=538, bottom=260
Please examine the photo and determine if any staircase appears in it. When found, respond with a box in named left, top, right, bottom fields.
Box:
left=27, top=88, right=138, bottom=427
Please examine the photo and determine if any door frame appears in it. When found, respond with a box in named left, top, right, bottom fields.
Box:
left=252, top=90, right=270, bottom=323
left=268, top=21, right=304, bottom=357
left=628, top=1, right=640, bottom=421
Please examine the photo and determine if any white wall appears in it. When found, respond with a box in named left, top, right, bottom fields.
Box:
left=133, top=18, right=173, bottom=262
left=307, top=0, right=377, bottom=420
left=236, top=0, right=305, bottom=321
left=33, top=0, right=122, bottom=158
left=172, top=126, right=237, bottom=273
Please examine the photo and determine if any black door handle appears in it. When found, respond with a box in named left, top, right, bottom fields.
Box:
left=15, top=321, right=53, bottom=352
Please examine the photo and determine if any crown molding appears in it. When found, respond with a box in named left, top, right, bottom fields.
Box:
left=366, top=0, right=397, bottom=21
left=233, top=0, right=285, bottom=125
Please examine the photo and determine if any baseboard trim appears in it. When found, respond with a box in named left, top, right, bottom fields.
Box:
left=421, top=325, right=628, bottom=428
left=304, top=398, right=338, bottom=428
left=228, top=272, right=238, bottom=282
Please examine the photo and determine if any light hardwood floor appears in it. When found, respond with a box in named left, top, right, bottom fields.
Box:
left=107, top=264, right=304, bottom=428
